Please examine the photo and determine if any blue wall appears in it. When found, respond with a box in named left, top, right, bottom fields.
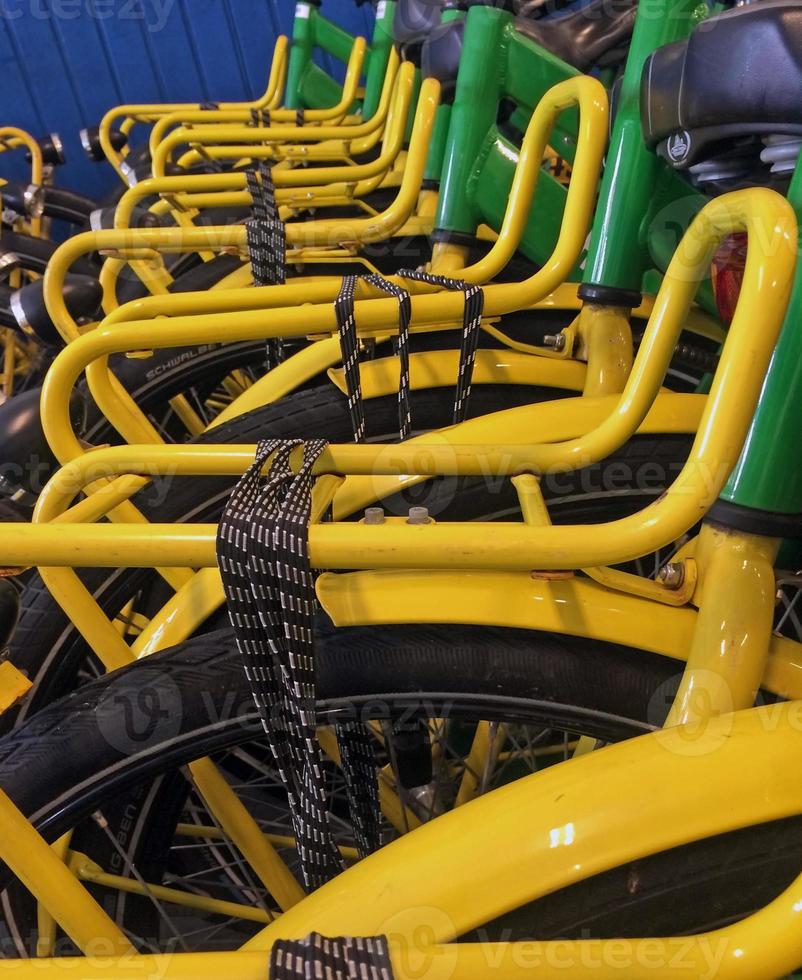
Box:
left=0, top=0, right=373, bottom=199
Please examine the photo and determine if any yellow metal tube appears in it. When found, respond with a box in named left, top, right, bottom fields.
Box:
left=666, top=523, right=780, bottom=728
left=575, top=303, right=634, bottom=396
left=44, top=76, right=438, bottom=347
left=30, top=393, right=701, bottom=672
left=147, top=60, right=412, bottom=200
left=96, top=280, right=723, bottom=344
left=0, top=126, right=43, bottom=187
left=148, top=47, right=399, bottom=165
left=0, top=787, right=134, bottom=955
left=151, top=37, right=367, bottom=177
left=99, top=36, right=289, bottom=178
left=148, top=43, right=392, bottom=160
left=455, top=76, right=607, bottom=286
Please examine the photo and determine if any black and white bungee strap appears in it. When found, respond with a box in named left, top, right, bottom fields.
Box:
left=249, top=107, right=304, bottom=127
left=398, top=268, right=484, bottom=425
left=334, top=273, right=412, bottom=443
left=217, top=437, right=381, bottom=891
left=251, top=108, right=271, bottom=127
left=333, top=268, right=484, bottom=443
left=246, top=160, right=286, bottom=371
left=270, top=933, right=396, bottom=979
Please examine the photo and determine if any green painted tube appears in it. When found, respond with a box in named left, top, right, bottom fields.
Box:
left=435, top=8, right=575, bottom=238
left=434, top=6, right=510, bottom=237
left=362, top=0, right=396, bottom=119
left=719, top=159, right=802, bottom=516
left=284, top=2, right=316, bottom=110
left=581, top=0, right=700, bottom=294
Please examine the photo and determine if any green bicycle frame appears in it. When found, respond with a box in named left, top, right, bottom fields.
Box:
left=433, top=5, right=579, bottom=264
left=430, top=0, right=802, bottom=526
left=580, top=0, right=708, bottom=300
left=718, top=161, right=802, bottom=520
left=284, top=0, right=396, bottom=118
left=431, top=1, right=714, bottom=302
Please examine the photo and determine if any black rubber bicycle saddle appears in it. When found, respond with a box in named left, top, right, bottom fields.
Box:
left=642, top=0, right=802, bottom=170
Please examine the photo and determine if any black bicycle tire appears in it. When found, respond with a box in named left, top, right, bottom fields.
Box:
left=0, top=626, right=796, bottom=951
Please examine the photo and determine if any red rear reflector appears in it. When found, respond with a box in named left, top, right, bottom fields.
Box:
left=711, top=232, right=747, bottom=325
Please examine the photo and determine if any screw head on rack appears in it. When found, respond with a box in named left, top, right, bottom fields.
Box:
left=657, top=562, right=685, bottom=589
left=407, top=507, right=430, bottom=525
left=542, top=333, right=567, bottom=352
left=364, top=507, right=385, bottom=525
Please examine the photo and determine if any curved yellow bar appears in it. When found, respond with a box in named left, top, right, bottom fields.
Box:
left=0, top=126, right=44, bottom=236
left=148, top=47, right=399, bottom=165
left=43, top=80, right=440, bottom=461
left=44, top=70, right=601, bottom=388
left=40, top=188, right=793, bottom=487
left=38, top=80, right=435, bottom=466
left=44, top=75, right=438, bottom=347
left=0, top=126, right=43, bottom=186
left=99, top=35, right=289, bottom=179
left=151, top=38, right=367, bottom=178
left=116, top=61, right=415, bottom=232
left=459, top=75, right=607, bottom=285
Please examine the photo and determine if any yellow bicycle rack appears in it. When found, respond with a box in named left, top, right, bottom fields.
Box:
left=0, top=186, right=798, bottom=979
left=98, top=34, right=289, bottom=180
left=0, top=126, right=45, bottom=239
left=149, top=46, right=401, bottom=177
left=41, top=76, right=606, bottom=479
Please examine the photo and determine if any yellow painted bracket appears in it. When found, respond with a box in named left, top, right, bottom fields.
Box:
left=0, top=660, right=33, bottom=713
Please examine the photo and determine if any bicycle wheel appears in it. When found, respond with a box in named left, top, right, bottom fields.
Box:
left=7, top=382, right=691, bottom=730
left=0, top=626, right=796, bottom=955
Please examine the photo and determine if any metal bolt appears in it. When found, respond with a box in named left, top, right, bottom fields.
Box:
left=364, top=507, right=385, bottom=525
left=407, top=506, right=430, bottom=525
left=657, top=562, right=685, bottom=589
left=542, top=333, right=567, bottom=352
